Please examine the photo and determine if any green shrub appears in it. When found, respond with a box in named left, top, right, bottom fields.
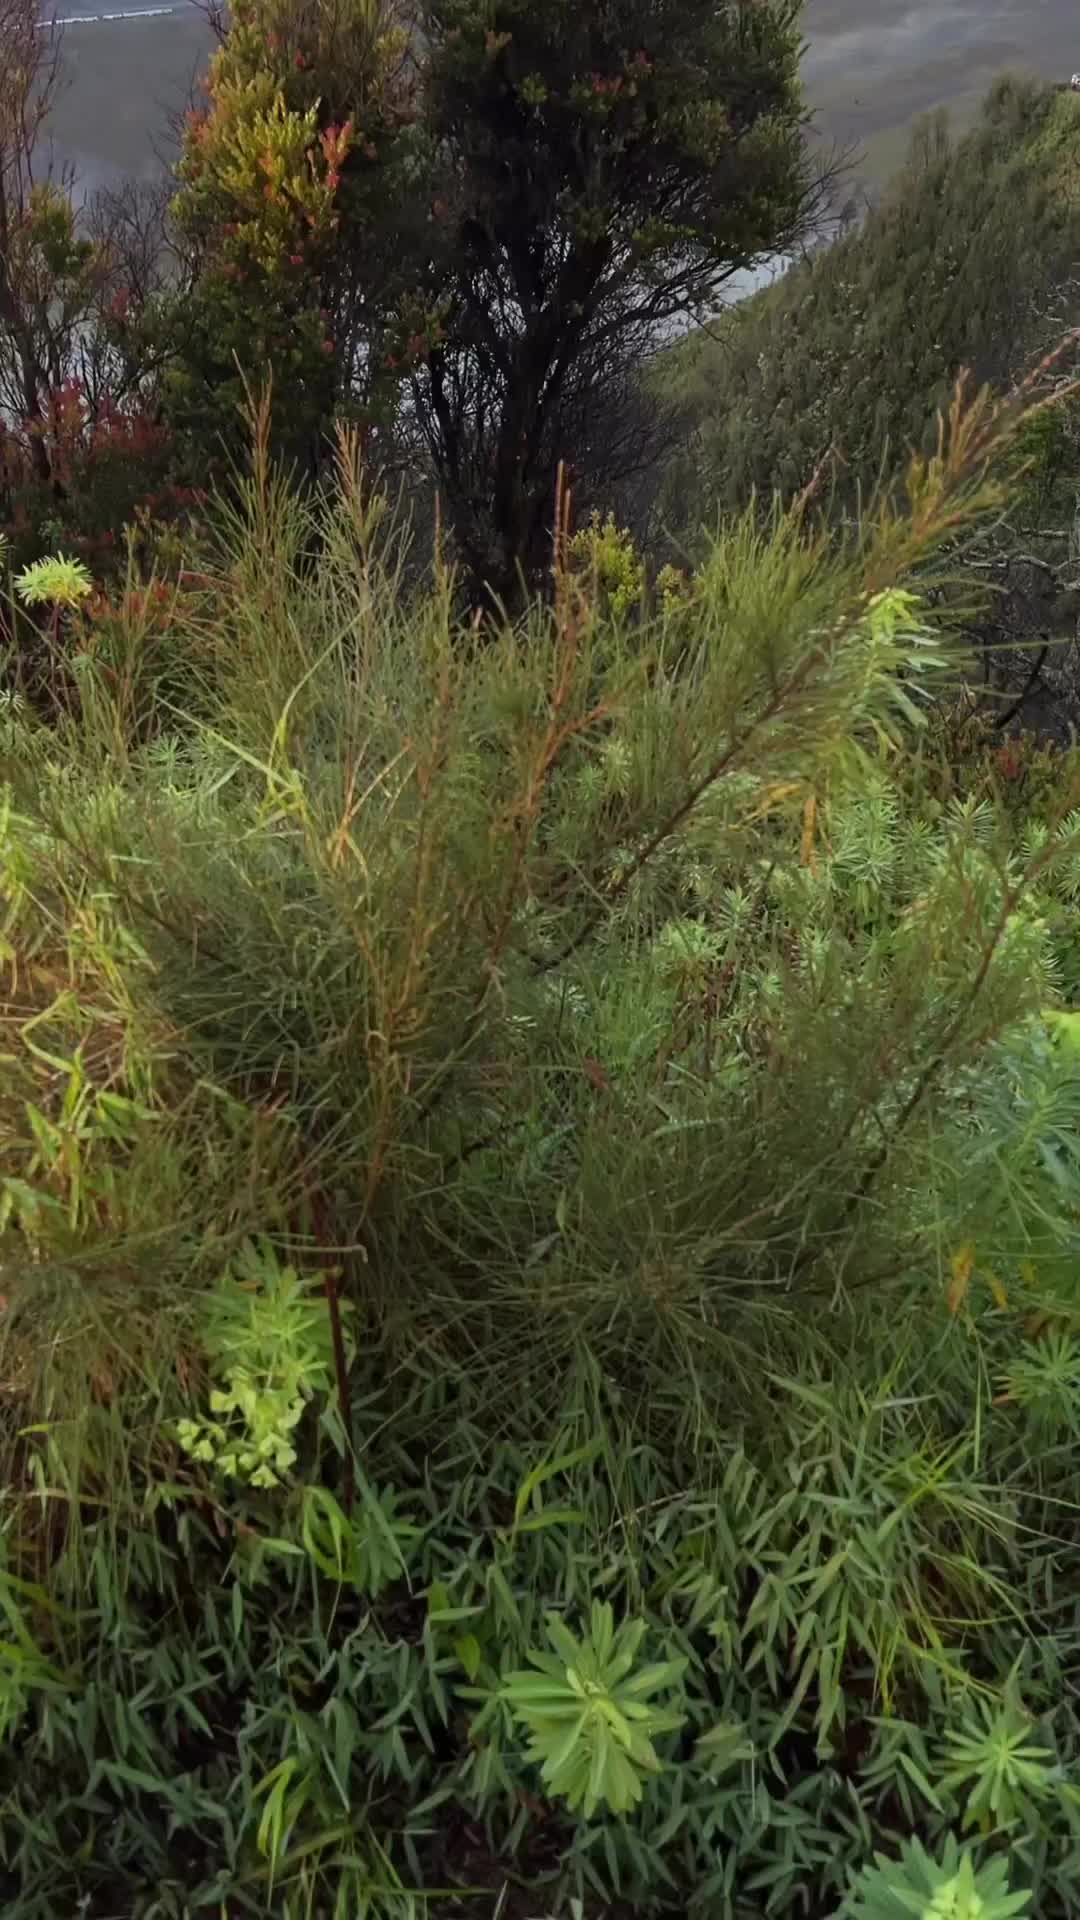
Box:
left=4, top=393, right=1080, bottom=1914
left=658, top=78, right=1080, bottom=532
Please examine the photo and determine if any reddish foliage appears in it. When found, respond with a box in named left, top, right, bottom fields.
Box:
left=0, top=377, right=184, bottom=574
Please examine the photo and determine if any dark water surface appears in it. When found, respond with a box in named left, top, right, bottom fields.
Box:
left=50, top=2, right=211, bottom=194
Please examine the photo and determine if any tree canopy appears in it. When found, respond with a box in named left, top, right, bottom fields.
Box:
left=164, top=0, right=820, bottom=600
left=162, top=0, right=420, bottom=476
left=405, top=0, right=818, bottom=604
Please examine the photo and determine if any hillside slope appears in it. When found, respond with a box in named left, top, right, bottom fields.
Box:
left=658, top=77, right=1080, bottom=532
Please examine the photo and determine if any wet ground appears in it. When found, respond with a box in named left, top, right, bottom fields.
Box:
left=45, top=0, right=1080, bottom=201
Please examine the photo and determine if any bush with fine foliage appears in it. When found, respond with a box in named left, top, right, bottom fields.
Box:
left=4, top=391, right=1080, bottom=1915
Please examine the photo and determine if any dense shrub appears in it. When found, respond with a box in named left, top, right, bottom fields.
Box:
left=645, top=79, right=1080, bottom=745
left=0, top=382, right=193, bottom=576
left=3, top=391, right=1080, bottom=1915
left=658, top=78, right=1080, bottom=529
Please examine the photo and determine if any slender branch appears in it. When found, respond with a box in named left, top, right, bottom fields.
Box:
left=299, top=1179, right=356, bottom=1518
left=830, top=824, right=1075, bottom=1245
left=533, top=645, right=830, bottom=974
left=987, top=642, right=1050, bottom=732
